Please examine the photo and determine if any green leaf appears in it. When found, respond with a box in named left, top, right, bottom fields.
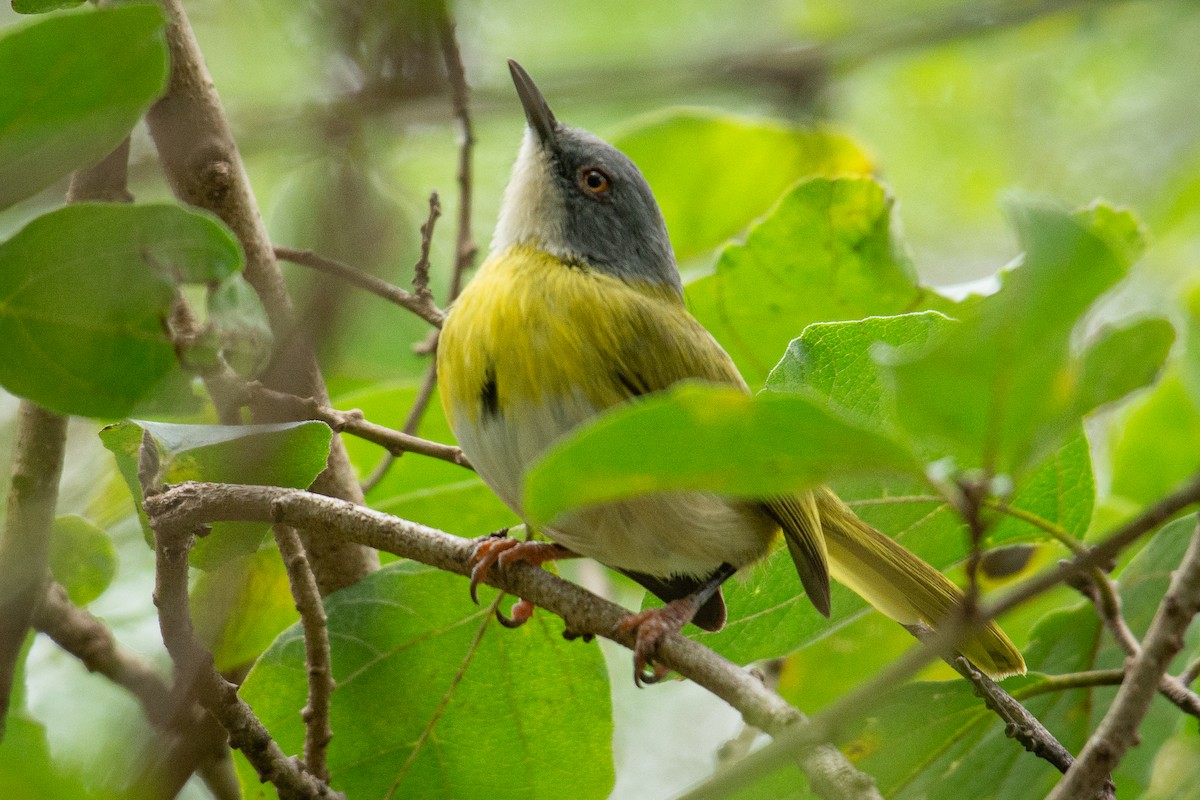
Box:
left=99, top=420, right=332, bottom=569
left=693, top=429, right=1093, bottom=666
left=0, top=5, right=167, bottom=208
left=49, top=515, right=117, bottom=606
left=1073, top=200, right=1148, bottom=265
left=612, top=110, right=873, bottom=260
left=237, top=563, right=614, bottom=799
left=1110, top=369, right=1200, bottom=507
left=683, top=304, right=1094, bottom=665
left=11, top=0, right=86, bottom=12
left=765, top=311, right=952, bottom=432
left=1182, top=281, right=1200, bottom=408
left=881, top=203, right=1139, bottom=476
left=0, top=714, right=96, bottom=799
left=686, top=177, right=925, bottom=385
left=191, top=548, right=298, bottom=671
left=988, top=430, right=1094, bottom=547
left=1073, top=317, right=1175, bottom=417
left=0, top=203, right=244, bottom=418
left=523, top=382, right=920, bottom=527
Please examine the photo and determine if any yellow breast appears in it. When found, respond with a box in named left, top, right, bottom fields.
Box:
left=437, top=245, right=686, bottom=423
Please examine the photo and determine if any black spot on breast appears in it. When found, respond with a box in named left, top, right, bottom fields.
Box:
left=615, top=370, right=650, bottom=397
left=480, top=367, right=500, bottom=419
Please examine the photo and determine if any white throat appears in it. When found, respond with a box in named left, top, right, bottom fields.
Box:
left=491, top=129, right=568, bottom=254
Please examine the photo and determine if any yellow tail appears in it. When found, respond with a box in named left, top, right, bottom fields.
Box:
left=813, top=488, right=1026, bottom=679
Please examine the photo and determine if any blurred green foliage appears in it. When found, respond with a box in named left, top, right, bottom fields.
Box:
left=2, top=1, right=1199, bottom=799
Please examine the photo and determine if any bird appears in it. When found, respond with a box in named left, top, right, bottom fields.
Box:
left=436, top=59, right=1026, bottom=686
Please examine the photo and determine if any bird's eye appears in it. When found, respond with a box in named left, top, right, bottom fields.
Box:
left=579, top=167, right=612, bottom=195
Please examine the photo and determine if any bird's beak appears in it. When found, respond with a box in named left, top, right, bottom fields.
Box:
left=508, top=59, right=557, bottom=146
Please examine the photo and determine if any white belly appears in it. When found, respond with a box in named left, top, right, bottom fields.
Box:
left=449, top=389, right=778, bottom=578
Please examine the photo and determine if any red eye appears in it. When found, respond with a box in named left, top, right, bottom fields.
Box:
left=580, top=168, right=611, bottom=194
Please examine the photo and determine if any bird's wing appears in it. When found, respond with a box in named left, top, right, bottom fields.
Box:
left=612, top=297, right=833, bottom=616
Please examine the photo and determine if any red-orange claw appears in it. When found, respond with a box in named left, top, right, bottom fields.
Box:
left=468, top=531, right=517, bottom=604
left=616, top=600, right=698, bottom=687
left=497, top=598, right=535, bottom=628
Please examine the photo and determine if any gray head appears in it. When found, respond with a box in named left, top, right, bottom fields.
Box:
left=492, top=60, right=681, bottom=293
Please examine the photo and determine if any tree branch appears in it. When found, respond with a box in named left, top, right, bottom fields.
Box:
left=1047, top=520, right=1200, bottom=800
left=143, top=482, right=881, bottom=800
left=146, top=0, right=376, bottom=594
left=273, top=525, right=335, bottom=782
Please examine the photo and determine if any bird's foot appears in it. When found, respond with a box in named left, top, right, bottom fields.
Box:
left=468, top=531, right=576, bottom=629
left=616, top=596, right=701, bottom=687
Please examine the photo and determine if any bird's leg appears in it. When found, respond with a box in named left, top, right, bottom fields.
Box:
left=616, top=563, right=738, bottom=687
left=469, top=529, right=577, bottom=627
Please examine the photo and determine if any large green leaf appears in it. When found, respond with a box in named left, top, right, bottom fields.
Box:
left=523, top=382, right=921, bottom=527
left=0, top=203, right=243, bottom=418
left=881, top=203, right=1157, bottom=476
left=612, top=110, right=873, bottom=260
left=685, top=176, right=927, bottom=385
left=99, top=420, right=333, bottom=569
left=0, top=5, right=167, bottom=208
left=236, top=563, right=613, bottom=799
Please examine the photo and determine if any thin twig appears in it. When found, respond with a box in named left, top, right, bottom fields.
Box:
left=1016, top=670, right=1127, bottom=699
left=1047, top=521, right=1200, bottom=800
left=275, top=246, right=445, bottom=329
left=36, top=583, right=239, bottom=800
left=361, top=359, right=441, bottom=494
left=153, top=515, right=344, bottom=800
left=413, top=193, right=443, bottom=307
left=240, top=381, right=470, bottom=469
left=358, top=192, right=447, bottom=492
left=434, top=5, right=478, bottom=301
left=143, top=482, right=881, bottom=800
left=273, top=525, right=335, bottom=782
left=905, top=623, right=1081, bottom=779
